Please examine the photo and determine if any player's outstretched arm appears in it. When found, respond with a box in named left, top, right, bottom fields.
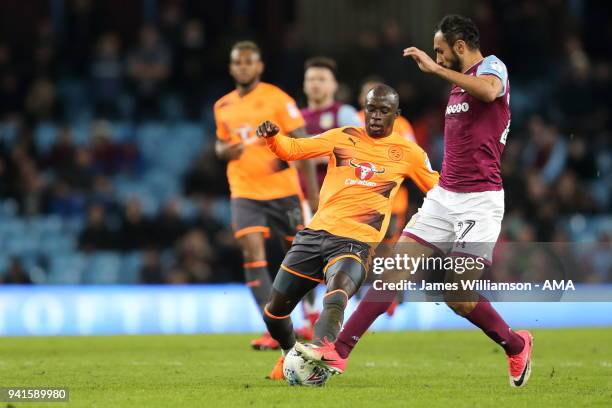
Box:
left=402, top=47, right=502, bottom=103
left=256, top=120, right=333, bottom=161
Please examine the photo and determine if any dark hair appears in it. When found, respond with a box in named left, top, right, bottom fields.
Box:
left=231, top=40, right=261, bottom=56
left=304, top=56, right=338, bottom=79
left=435, top=15, right=480, bottom=50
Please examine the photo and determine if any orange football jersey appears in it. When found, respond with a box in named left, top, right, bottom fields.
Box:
left=266, top=126, right=439, bottom=244
left=214, top=82, right=305, bottom=200
left=358, top=110, right=418, bottom=219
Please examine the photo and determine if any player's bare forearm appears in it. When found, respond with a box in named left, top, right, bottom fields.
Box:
left=215, top=139, right=243, bottom=161
left=435, top=68, right=501, bottom=103
left=403, top=47, right=501, bottom=103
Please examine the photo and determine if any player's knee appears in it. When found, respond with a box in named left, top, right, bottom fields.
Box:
left=325, top=258, right=366, bottom=293
left=240, top=243, right=265, bottom=262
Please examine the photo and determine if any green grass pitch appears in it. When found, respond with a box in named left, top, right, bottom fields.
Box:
left=1, top=328, right=611, bottom=407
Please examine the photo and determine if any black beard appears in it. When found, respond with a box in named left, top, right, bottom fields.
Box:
left=449, top=49, right=462, bottom=72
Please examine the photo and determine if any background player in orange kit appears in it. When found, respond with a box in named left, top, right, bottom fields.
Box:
left=295, top=56, right=363, bottom=340
left=256, top=84, right=439, bottom=379
left=214, top=41, right=319, bottom=351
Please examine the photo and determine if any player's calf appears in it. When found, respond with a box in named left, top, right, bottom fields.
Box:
left=263, top=304, right=297, bottom=353
left=314, top=257, right=365, bottom=344
left=445, top=299, right=479, bottom=316
left=313, top=289, right=348, bottom=344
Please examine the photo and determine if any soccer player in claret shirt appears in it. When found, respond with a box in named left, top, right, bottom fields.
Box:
left=295, top=56, right=362, bottom=341
left=213, top=41, right=319, bottom=351
left=256, top=84, right=439, bottom=380
left=330, top=15, right=534, bottom=388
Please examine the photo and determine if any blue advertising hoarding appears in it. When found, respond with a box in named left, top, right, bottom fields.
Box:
left=0, top=285, right=611, bottom=336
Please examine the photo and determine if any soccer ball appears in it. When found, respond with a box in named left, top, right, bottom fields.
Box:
left=283, top=346, right=331, bottom=387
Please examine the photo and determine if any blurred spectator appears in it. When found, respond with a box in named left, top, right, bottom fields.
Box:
left=127, top=25, right=171, bottom=120
left=151, top=199, right=187, bottom=249
left=47, top=180, right=85, bottom=217
left=378, top=21, right=407, bottom=85
left=192, top=198, right=225, bottom=242
left=140, top=249, right=165, bottom=284
left=566, top=136, right=599, bottom=181
left=0, top=156, right=7, bottom=197
left=177, top=19, right=207, bottom=119
left=556, top=37, right=597, bottom=132
left=166, top=265, right=190, bottom=284
left=65, top=147, right=96, bottom=191
left=183, top=144, right=229, bottom=198
left=78, top=204, right=114, bottom=251
left=15, top=158, right=48, bottom=216
left=159, top=2, right=185, bottom=49
left=555, top=170, right=595, bottom=215
left=582, top=233, right=612, bottom=283
left=91, top=120, right=125, bottom=175
left=473, top=0, right=502, bottom=55
left=61, top=0, right=99, bottom=77
left=118, top=198, right=151, bottom=250
left=91, top=33, right=124, bottom=118
left=522, top=114, right=567, bottom=185
left=1, top=258, right=32, bottom=284
left=45, top=126, right=76, bottom=177
left=0, top=43, right=22, bottom=120
left=24, top=77, right=62, bottom=122
left=170, top=229, right=214, bottom=283
left=90, top=175, right=117, bottom=211
left=30, top=18, right=58, bottom=80
left=90, top=120, right=139, bottom=175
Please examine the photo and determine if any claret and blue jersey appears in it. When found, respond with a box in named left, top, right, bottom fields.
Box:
left=441, top=55, right=511, bottom=193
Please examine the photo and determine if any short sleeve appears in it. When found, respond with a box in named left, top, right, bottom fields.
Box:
left=213, top=102, right=231, bottom=141
left=404, top=144, right=439, bottom=193
left=476, top=55, right=508, bottom=97
left=274, top=90, right=306, bottom=134
left=337, top=104, right=363, bottom=127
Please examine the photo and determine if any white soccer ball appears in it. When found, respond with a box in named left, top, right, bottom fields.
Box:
left=283, top=346, right=331, bottom=387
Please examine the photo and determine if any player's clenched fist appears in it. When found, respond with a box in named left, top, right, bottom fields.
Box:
left=256, top=120, right=280, bottom=138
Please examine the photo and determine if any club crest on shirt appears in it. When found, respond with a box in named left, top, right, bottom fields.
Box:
left=319, top=112, right=334, bottom=130
left=388, top=146, right=403, bottom=161
left=286, top=102, right=300, bottom=118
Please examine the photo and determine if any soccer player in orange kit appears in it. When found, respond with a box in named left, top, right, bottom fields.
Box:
left=256, top=84, right=439, bottom=379
left=214, top=41, right=319, bottom=350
